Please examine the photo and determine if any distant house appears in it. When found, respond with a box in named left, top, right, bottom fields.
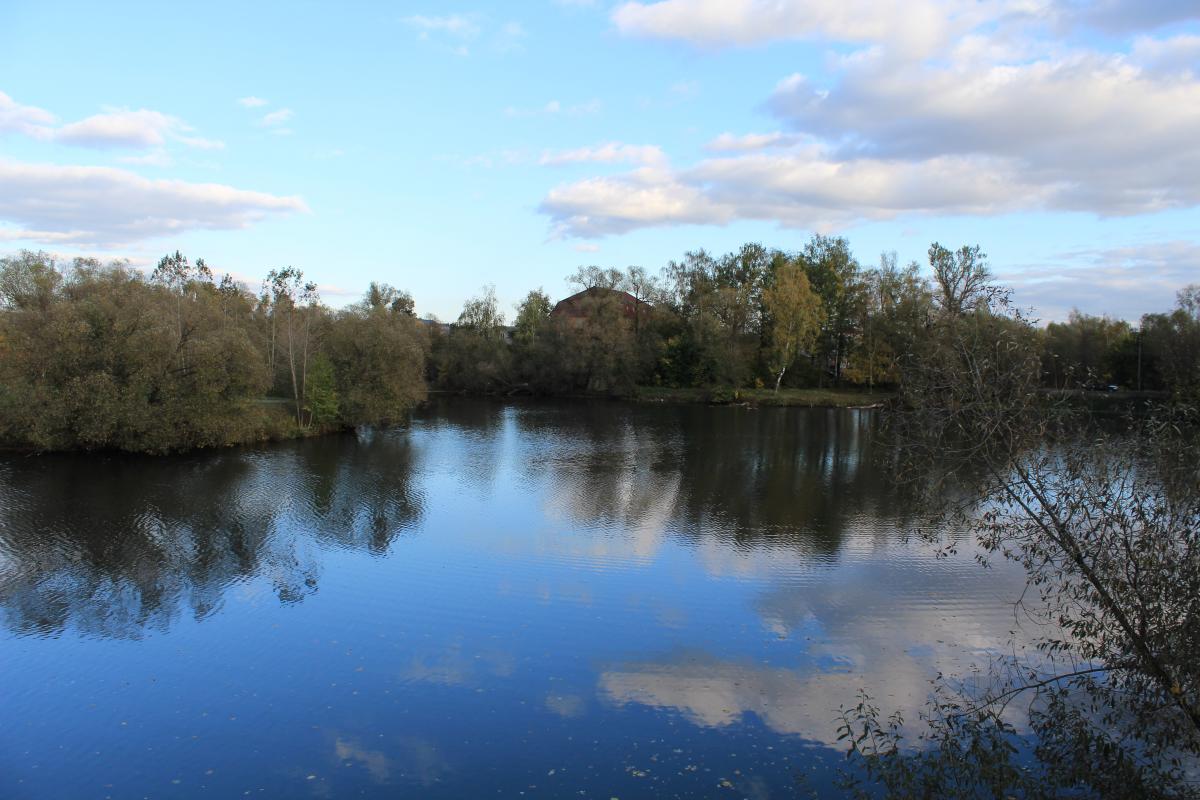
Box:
left=417, top=318, right=452, bottom=336
left=550, top=287, right=649, bottom=327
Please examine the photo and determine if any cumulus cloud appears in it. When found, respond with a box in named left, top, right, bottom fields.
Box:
left=1058, top=0, right=1200, bottom=33
left=0, top=159, right=308, bottom=248
left=541, top=166, right=730, bottom=237
left=613, top=0, right=1198, bottom=49
left=542, top=14, right=1200, bottom=238
left=767, top=51, right=1200, bottom=167
left=612, top=0, right=986, bottom=55
left=54, top=109, right=223, bottom=150
left=1, top=92, right=222, bottom=151
left=766, top=48, right=1200, bottom=213
left=539, top=142, right=665, bottom=166
left=539, top=150, right=1045, bottom=237
left=705, top=131, right=800, bottom=152
left=1130, top=33, right=1200, bottom=75
left=0, top=91, right=55, bottom=138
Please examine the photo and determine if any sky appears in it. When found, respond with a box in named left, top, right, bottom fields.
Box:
left=1, top=0, right=1197, bottom=322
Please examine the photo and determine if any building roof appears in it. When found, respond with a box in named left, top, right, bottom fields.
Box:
left=551, top=286, right=647, bottom=320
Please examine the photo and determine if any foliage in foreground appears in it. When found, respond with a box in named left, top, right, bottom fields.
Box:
left=838, top=291, right=1200, bottom=798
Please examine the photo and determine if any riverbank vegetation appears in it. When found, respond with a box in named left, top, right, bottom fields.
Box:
left=837, top=292, right=1200, bottom=799
left=1, top=237, right=1197, bottom=452
left=430, top=237, right=1197, bottom=406
left=0, top=251, right=426, bottom=453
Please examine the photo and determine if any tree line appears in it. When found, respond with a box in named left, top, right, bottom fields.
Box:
left=433, top=236, right=1199, bottom=400
left=0, top=251, right=426, bottom=453
left=2, top=238, right=1197, bottom=451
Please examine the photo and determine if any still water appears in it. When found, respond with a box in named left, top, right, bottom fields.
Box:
left=0, top=399, right=1029, bottom=799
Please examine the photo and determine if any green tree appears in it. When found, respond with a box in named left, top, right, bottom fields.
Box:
left=928, top=242, right=993, bottom=317
left=303, top=353, right=340, bottom=425
left=0, top=252, right=269, bottom=452
left=763, top=261, right=824, bottom=391
left=1141, top=285, right=1200, bottom=399
left=800, top=235, right=863, bottom=384
left=1042, top=310, right=1132, bottom=389
left=328, top=290, right=428, bottom=425
left=435, top=285, right=512, bottom=392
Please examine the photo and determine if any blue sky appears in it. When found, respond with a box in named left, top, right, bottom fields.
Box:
left=1, top=0, right=1197, bottom=321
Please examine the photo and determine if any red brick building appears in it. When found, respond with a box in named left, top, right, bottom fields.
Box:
left=550, top=287, right=648, bottom=326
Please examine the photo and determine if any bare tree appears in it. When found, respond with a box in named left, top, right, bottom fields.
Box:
left=840, top=294, right=1200, bottom=798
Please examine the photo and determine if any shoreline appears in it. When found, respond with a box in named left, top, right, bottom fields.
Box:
left=427, top=386, right=893, bottom=408
left=629, top=386, right=892, bottom=408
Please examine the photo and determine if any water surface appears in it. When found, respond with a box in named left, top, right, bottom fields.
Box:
left=0, top=398, right=1028, bottom=798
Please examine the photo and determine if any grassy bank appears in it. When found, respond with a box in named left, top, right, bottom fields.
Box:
left=632, top=386, right=892, bottom=408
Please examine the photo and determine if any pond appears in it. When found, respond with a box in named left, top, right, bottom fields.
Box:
left=0, top=398, right=1030, bottom=799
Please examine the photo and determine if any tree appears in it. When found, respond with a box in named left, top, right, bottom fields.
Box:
left=762, top=262, right=824, bottom=391
left=304, top=354, right=340, bottom=425
left=0, top=254, right=268, bottom=452
left=0, top=250, right=62, bottom=312
left=513, top=288, right=552, bottom=346
left=841, top=293, right=1200, bottom=799
left=362, top=282, right=415, bottom=316
left=327, top=288, right=427, bottom=427
left=570, top=265, right=623, bottom=292
left=928, top=242, right=992, bottom=317
left=435, top=285, right=511, bottom=392
left=844, top=253, right=932, bottom=390
left=1042, top=311, right=1132, bottom=389
left=800, top=235, right=863, bottom=384
left=1141, top=285, right=1200, bottom=399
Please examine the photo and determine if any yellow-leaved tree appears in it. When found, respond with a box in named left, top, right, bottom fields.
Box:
left=764, top=261, right=824, bottom=392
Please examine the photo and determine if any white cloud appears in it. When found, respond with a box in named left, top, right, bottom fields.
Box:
left=540, top=150, right=1048, bottom=237
left=612, top=0, right=986, bottom=55
left=53, top=108, right=225, bottom=151
left=612, top=0, right=1198, bottom=50
left=0, top=91, right=55, bottom=138
left=705, top=131, right=799, bottom=152
left=574, top=243, right=601, bottom=253
left=1004, top=240, right=1200, bottom=322
left=401, top=13, right=482, bottom=38
left=1057, top=0, right=1200, bottom=33
left=0, top=159, right=308, bottom=248
left=237, top=96, right=269, bottom=108
left=766, top=48, right=1200, bottom=214
left=768, top=51, right=1200, bottom=166
left=540, top=142, right=666, bottom=166
left=543, top=24, right=1200, bottom=238
left=258, top=108, right=294, bottom=127
left=541, top=166, right=730, bottom=237
left=1130, top=33, right=1200, bottom=75
left=1, top=95, right=225, bottom=153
